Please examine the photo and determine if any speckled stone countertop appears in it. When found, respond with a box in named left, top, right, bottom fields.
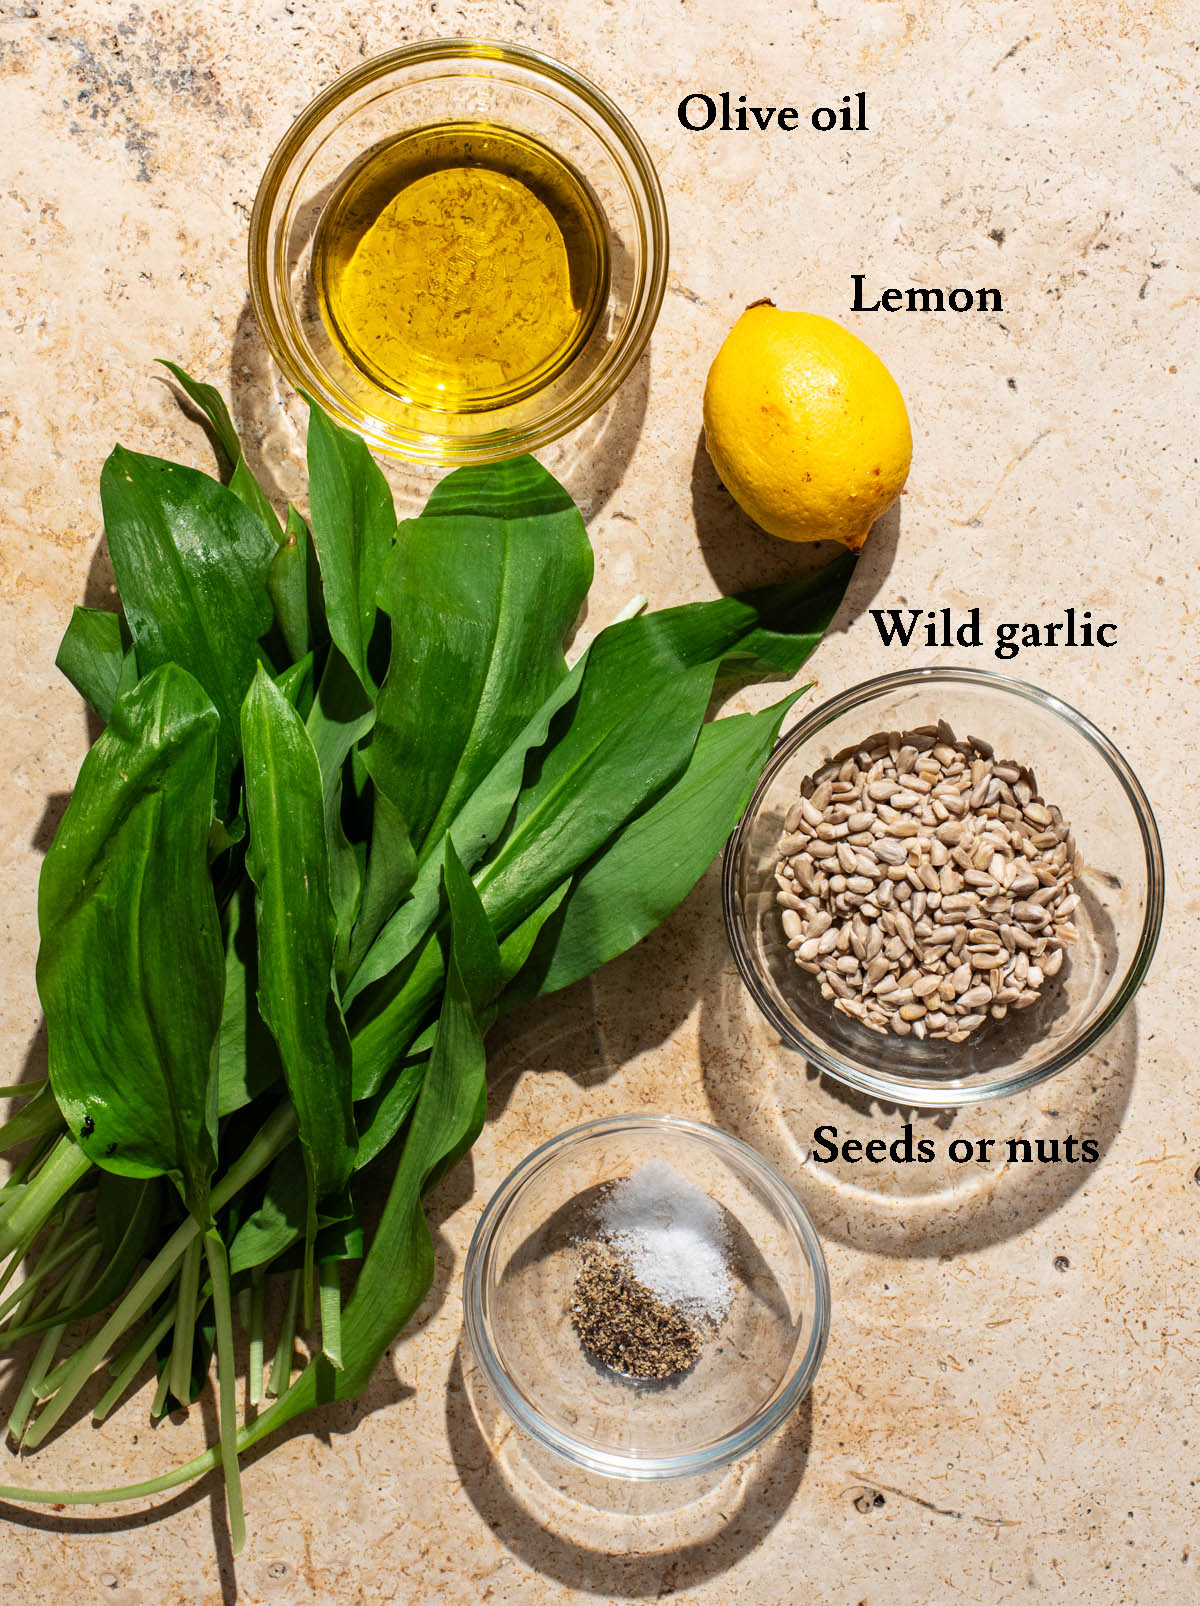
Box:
left=1, top=3, right=1197, bottom=1602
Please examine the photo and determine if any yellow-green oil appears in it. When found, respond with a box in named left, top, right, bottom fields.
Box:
left=314, top=123, right=609, bottom=413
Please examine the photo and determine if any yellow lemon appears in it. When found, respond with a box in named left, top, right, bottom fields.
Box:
left=702, top=302, right=912, bottom=548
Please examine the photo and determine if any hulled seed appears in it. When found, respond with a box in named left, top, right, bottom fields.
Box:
left=774, top=725, right=1076, bottom=1041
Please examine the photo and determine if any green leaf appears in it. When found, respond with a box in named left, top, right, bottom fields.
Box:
left=268, top=506, right=312, bottom=662
left=158, top=362, right=242, bottom=460
left=348, top=784, right=417, bottom=975
left=241, top=667, right=357, bottom=1245
left=343, top=660, right=584, bottom=1011
left=306, top=649, right=375, bottom=980
left=216, top=882, right=283, bottom=1118
left=228, top=1150, right=305, bottom=1276
left=311, top=838, right=492, bottom=1394
left=659, top=550, right=859, bottom=682
left=158, top=362, right=282, bottom=539
left=474, top=558, right=855, bottom=937
left=511, top=691, right=806, bottom=1001
left=474, top=641, right=719, bottom=937
left=313, top=1196, right=363, bottom=1264
left=441, top=835, right=500, bottom=1016
left=497, top=879, right=572, bottom=988
left=227, top=1149, right=360, bottom=1276
left=304, top=401, right=396, bottom=694
left=36, top=664, right=224, bottom=1221
left=351, top=1053, right=428, bottom=1172
left=0, top=1084, right=65, bottom=1154
left=100, top=446, right=277, bottom=805
left=54, top=607, right=130, bottom=724
left=369, top=455, right=592, bottom=858
left=274, top=651, right=315, bottom=717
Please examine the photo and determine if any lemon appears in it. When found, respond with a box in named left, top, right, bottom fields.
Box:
left=702, top=302, right=912, bottom=548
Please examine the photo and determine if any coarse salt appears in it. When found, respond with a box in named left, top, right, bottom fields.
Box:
left=599, top=1158, right=731, bottom=1322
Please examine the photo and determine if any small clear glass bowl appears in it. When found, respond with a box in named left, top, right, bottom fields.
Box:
left=723, top=667, right=1164, bottom=1107
left=463, top=1114, right=830, bottom=1479
left=248, top=39, right=668, bottom=465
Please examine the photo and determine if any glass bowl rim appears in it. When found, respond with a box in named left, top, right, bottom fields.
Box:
left=247, top=37, right=669, bottom=465
left=462, top=1111, right=832, bottom=1480
left=722, top=664, right=1164, bottom=1108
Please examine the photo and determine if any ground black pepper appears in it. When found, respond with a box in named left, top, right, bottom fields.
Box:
left=569, top=1242, right=701, bottom=1380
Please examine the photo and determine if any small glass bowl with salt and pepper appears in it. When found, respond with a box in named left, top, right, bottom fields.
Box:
left=463, top=1113, right=829, bottom=1479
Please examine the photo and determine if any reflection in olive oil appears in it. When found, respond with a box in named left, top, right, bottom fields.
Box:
left=314, top=122, right=609, bottom=414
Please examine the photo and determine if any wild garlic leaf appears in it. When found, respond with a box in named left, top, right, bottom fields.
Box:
left=476, top=563, right=855, bottom=936
left=343, top=658, right=585, bottom=1012
left=228, top=1149, right=360, bottom=1277
left=267, top=505, right=313, bottom=663
left=285, top=838, right=490, bottom=1408
left=351, top=1052, right=428, bottom=1172
left=712, top=552, right=857, bottom=677
left=304, top=401, right=396, bottom=696
left=368, top=455, right=592, bottom=858
left=306, top=649, right=375, bottom=980
left=274, top=651, right=315, bottom=716
left=496, top=879, right=572, bottom=988
left=473, top=639, right=719, bottom=936
left=509, top=690, right=806, bottom=1002
left=54, top=606, right=130, bottom=725
left=353, top=860, right=566, bottom=1171
left=241, top=666, right=357, bottom=1240
left=36, top=664, right=224, bottom=1222
left=157, top=362, right=283, bottom=540
left=216, top=881, right=283, bottom=1118
left=100, top=446, right=277, bottom=808
left=348, top=783, right=417, bottom=975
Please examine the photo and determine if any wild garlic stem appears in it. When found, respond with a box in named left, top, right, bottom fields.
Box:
left=0, top=1197, right=85, bottom=1327
left=93, top=1303, right=175, bottom=1423
left=267, top=1269, right=300, bottom=1398
left=235, top=1286, right=253, bottom=1332
left=247, top=1271, right=265, bottom=1408
left=0, top=1228, right=38, bottom=1308
left=168, top=1238, right=203, bottom=1408
left=302, top=1233, right=314, bottom=1333
left=319, top=1261, right=343, bottom=1370
left=7, top=1245, right=101, bottom=1444
left=0, top=1137, right=90, bottom=1260
left=22, top=1103, right=296, bottom=1449
left=18, top=1228, right=102, bottom=1333
left=150, top=1359, right=172, bottom=1422
left=0, top=1131, right=54, bottom=1193
left=0, top=1086, right=65, bottom=1155
left=203, top=1231, right=245, bottom=1556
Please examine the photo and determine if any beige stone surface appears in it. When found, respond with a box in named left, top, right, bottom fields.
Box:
left=1, top=1, right=1197, bottom=1601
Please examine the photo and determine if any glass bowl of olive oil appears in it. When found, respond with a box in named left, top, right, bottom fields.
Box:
left=249, top=40, right=668, bottom=464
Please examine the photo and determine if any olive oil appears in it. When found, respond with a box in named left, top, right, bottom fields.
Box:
left=314, top=122, right=609, bottom=413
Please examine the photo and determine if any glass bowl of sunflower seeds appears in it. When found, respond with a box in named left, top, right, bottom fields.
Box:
left=723, top=668, right=1163, bottom=1106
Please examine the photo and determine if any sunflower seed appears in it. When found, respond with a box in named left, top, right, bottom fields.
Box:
left=775, top=725, right=1075, bottom=1041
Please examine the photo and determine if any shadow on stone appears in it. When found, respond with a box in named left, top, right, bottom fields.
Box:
left=445, top=1333, right=814, bottom=1596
